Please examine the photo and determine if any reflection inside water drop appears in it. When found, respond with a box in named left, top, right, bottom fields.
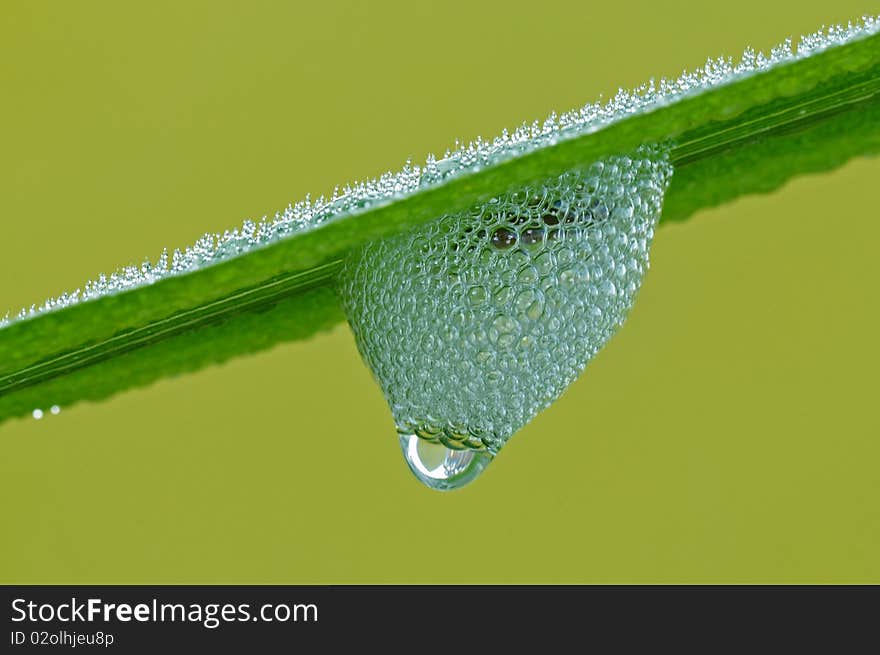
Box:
left=399, top=433, right=493, bottom=491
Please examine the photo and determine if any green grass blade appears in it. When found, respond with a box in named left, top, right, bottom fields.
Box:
left=1, top=21, right=879, bottom=424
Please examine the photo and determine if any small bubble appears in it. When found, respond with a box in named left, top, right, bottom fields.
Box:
left=490, top=227, right=517, bottom=249
left=497, top=332, right=517, bottom=349
left=517, top=266, right=539, bottom=285
left=515, top=289, right=537, bottom=314
left=492, top=285, right=514, bottom=306
left=50, top=405, right=61, bottom=415
left=509, top=249, right=530, bottom=268
left=559, top=267, right=577, bottom=287
left=467, top=285, right=489, bottom=307
left=520, top=227, right=544, bottom=246
left=32, top=409, right=43, bottom=420
left=534, top=252, right=555, bottom=276
left=492, top=315, right=517, bottom=334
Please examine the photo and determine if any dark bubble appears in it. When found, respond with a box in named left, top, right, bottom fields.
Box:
left=504, top=211, right=530, bottom=227
left=490, top=227, right=517, bottom=249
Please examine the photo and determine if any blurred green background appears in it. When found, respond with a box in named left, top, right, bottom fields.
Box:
left=1, top=1, right=878, bottom=583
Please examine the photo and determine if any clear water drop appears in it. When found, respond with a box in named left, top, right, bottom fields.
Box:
left=338, top=146, right=673, bottom=490
left=32, top=409, right=43, bottom=420
left=399, top=432, right=494, bottom=491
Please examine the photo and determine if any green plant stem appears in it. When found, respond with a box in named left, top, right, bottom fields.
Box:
left=1, top=32, right=878, bottom=424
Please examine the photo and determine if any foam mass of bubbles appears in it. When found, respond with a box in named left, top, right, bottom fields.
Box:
left=337, top=148, right=673, bottom=455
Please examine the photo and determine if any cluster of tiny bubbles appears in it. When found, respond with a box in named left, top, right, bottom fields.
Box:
left=1, top=17, right=875, bottom=330
left=336, top=146, right=674, bottom=490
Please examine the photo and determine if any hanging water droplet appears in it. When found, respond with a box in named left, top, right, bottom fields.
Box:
left=399, top=432, right=494, bottom=491
left=337, top=146, right=673, bottom=490
left=32, top=409, right=43, bottom=420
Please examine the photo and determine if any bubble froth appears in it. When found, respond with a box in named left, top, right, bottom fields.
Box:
left=337, top=148, right=673, bottom=466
